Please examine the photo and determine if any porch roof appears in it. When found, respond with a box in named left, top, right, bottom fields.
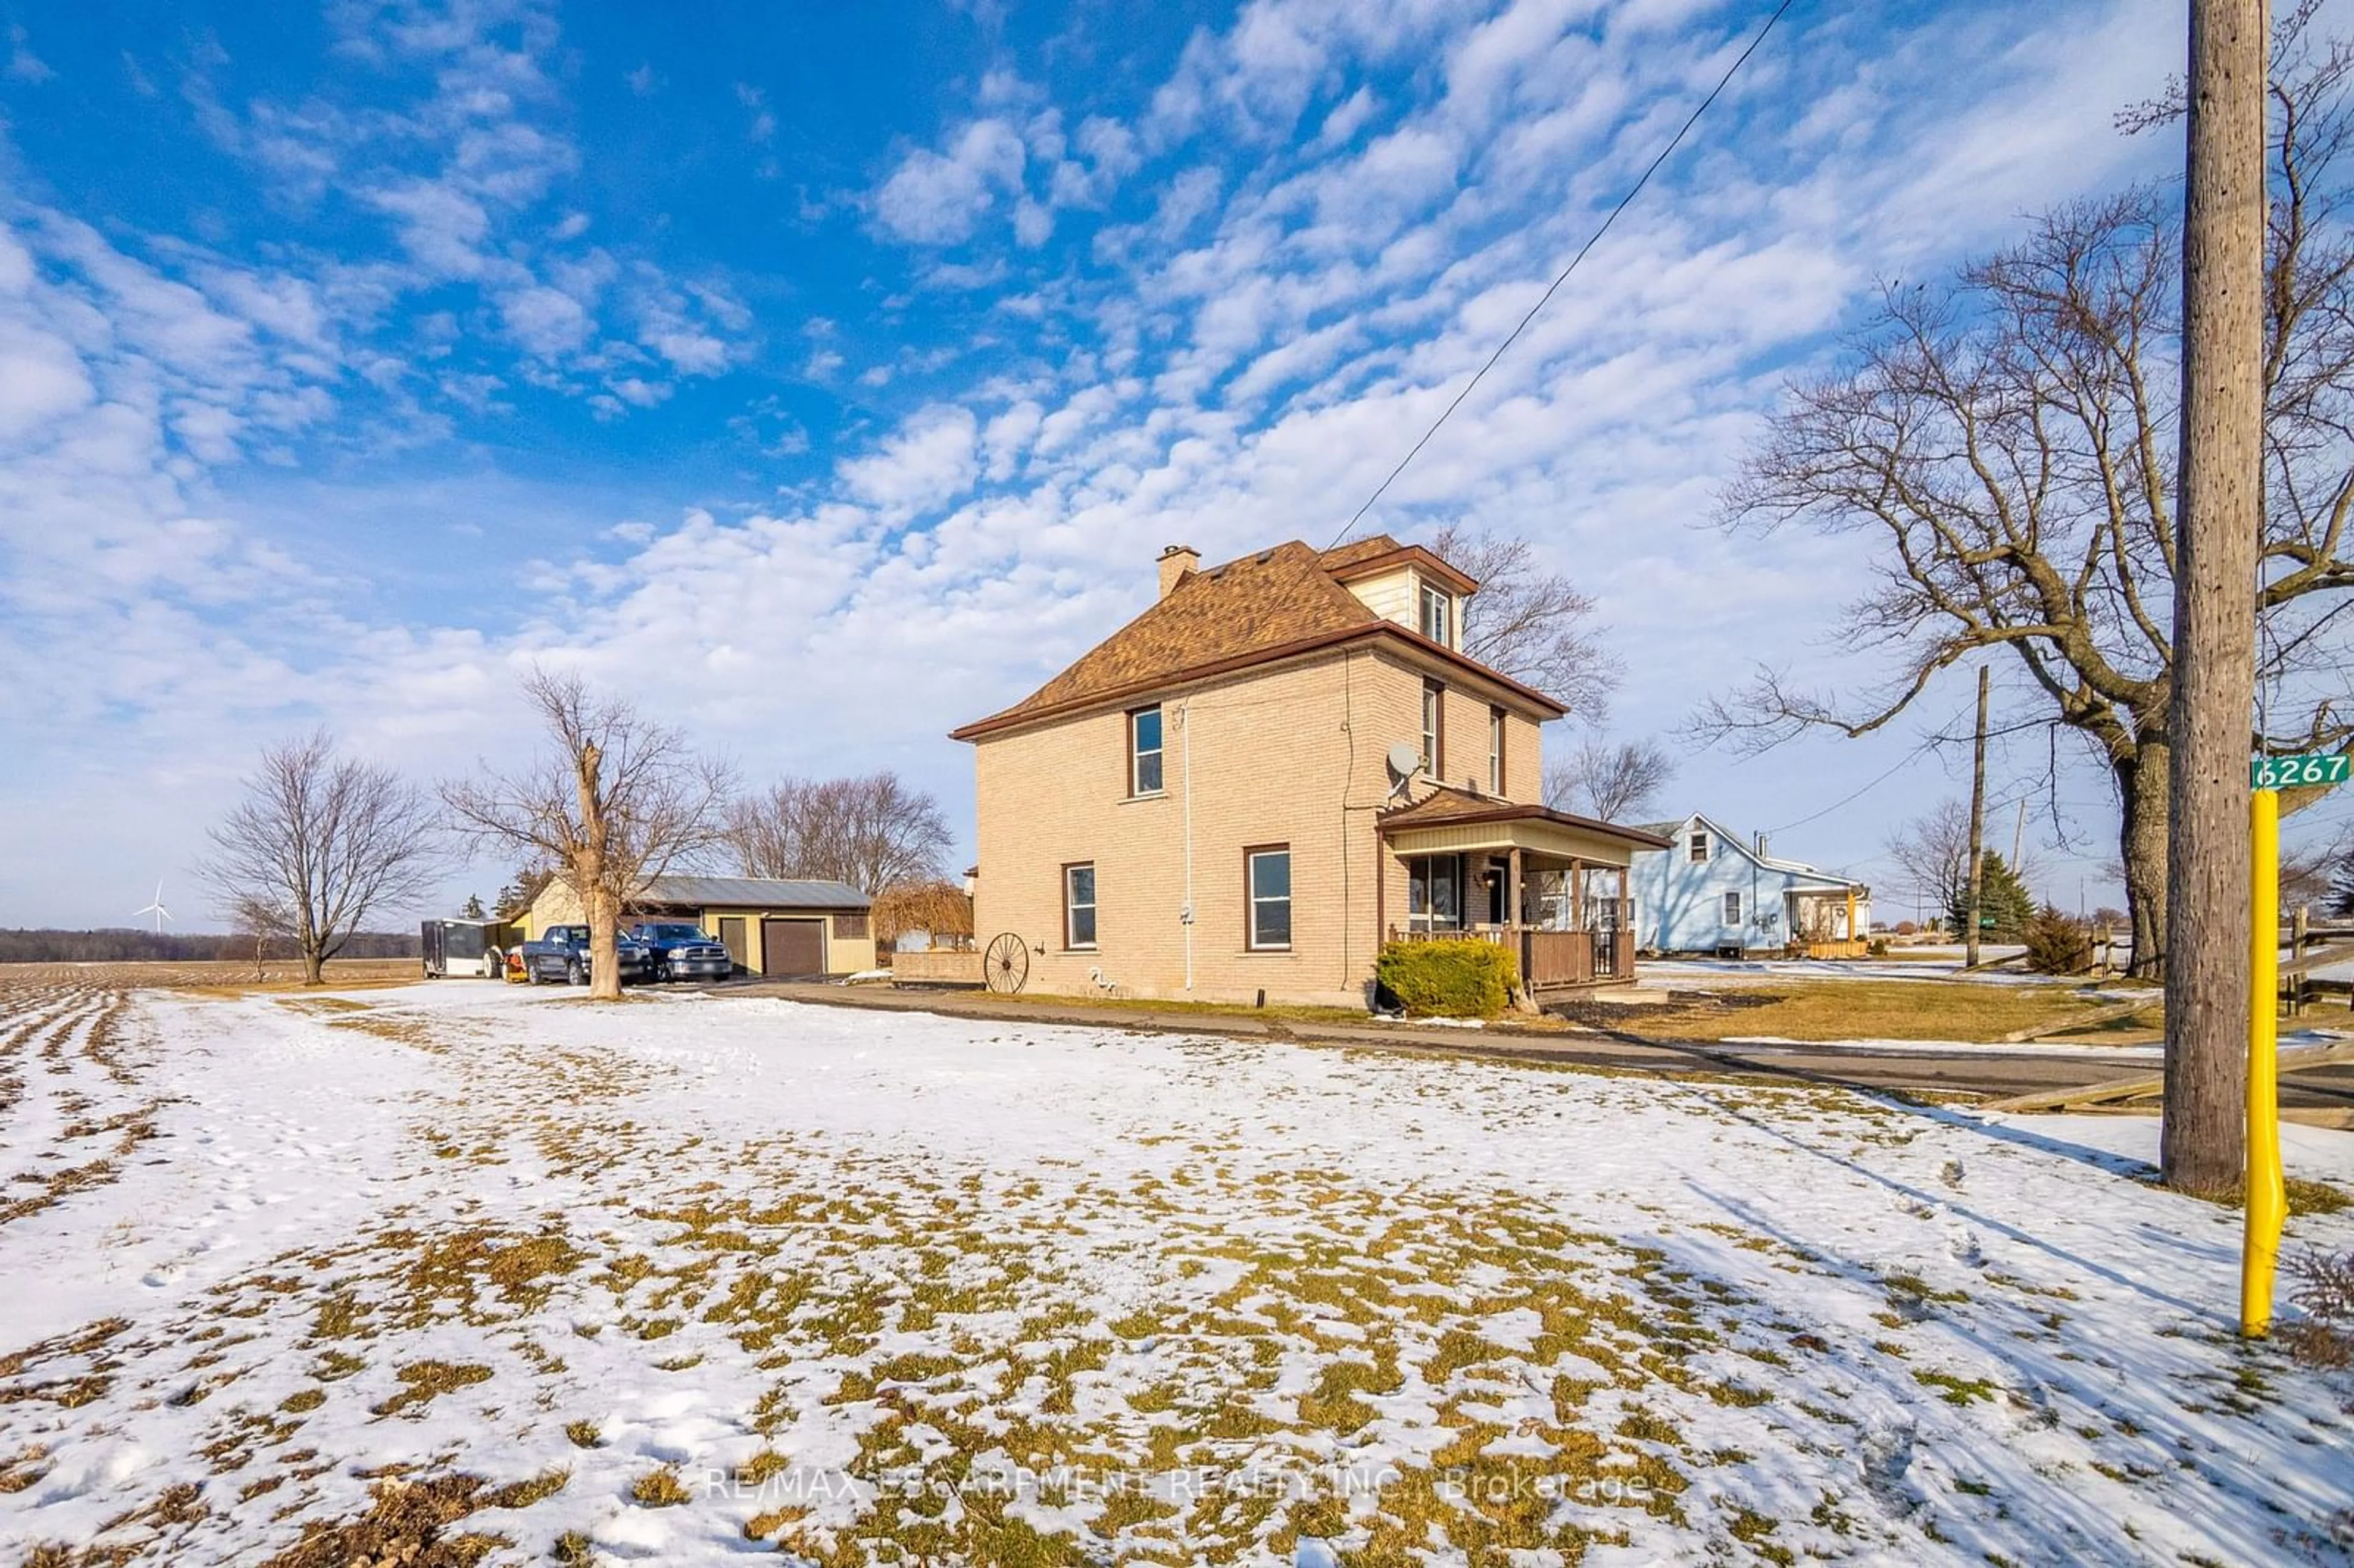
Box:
left=1379, top=786, right=1671, bottom=864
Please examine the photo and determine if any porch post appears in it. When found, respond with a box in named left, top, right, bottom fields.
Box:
left=1845, top=886, right=1857, bottom=945
left=1571, top=859, right=1586, bottom=927
left=1507, top=847, right=1523, bottom=928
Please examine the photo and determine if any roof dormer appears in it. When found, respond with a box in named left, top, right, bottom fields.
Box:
left=1318, top=538, right=1477, bottom=651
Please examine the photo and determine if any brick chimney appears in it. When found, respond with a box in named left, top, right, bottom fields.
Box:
left=1158, top=544, right=1200, bottom=598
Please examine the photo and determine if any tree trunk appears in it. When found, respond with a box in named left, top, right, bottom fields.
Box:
left=2116, top=741, right=2170, bottom=981
left=2163, top=0, right=2266, bottom=1196
left=587, top=885, right=623, bottom=1002
left=302, top=945, right=326, bottom=986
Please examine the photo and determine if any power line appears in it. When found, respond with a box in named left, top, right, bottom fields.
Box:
left=1758, top=702, right=1973, bottom=835
left=1325, top=0, right=1800, bottom=550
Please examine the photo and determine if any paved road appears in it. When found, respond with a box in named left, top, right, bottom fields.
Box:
left=723, top=980, right=2354, bottom=1116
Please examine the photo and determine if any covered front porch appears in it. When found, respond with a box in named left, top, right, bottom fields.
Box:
left=1379, top=792, right=1669, bottom=994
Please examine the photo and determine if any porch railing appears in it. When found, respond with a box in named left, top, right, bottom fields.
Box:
left=1387, top=909, right=1634, bottom=989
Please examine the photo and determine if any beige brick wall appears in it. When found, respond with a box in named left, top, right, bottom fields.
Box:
left=970, top=644, right=1555, bottom=1007
left=1426, top=682, right=1542, bottom=801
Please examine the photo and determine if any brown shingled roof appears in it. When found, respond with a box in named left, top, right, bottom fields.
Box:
left=1315, top=535, right=1409, bottom=574
left=949, top=538, right=1566, bottom=742
left=1379, top=784, right=1671, bottom=847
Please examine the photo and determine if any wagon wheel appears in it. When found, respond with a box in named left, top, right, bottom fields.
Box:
left=983, top=932, right=1030, bottom=995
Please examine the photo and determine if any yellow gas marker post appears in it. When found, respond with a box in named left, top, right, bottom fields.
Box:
left=2241, top=785, right=2285, bottom=1338
left=2241, top=749, right=2350, bottom=1336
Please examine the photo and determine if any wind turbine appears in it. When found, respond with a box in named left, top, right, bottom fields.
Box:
left=134, top=881, right=173, bottom=934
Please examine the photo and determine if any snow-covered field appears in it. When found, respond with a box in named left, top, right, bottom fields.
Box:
left=2, top=976, right=2352, bottom=1566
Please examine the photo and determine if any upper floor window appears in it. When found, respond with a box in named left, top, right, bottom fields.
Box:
left=1488, top=706, right=1506, bottom=795
left=1247, top=846, right=1292, bottom=950
left=1420, top=681, right=1445, bottom=776
left=1688, top=831, right=1710, bottom=864
left=1129, top=706, right=1164, bottom=796
left=1420, top=584, right=1453, bottom=645
left=1064, top=862, right=1097, bottom=949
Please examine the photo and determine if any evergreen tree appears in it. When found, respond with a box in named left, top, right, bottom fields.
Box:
left=460, top=892, right=487, bottom=919
left=2331, top=852, right=2354, bottom=919
left=1945, top=851, right=2034, bottom=942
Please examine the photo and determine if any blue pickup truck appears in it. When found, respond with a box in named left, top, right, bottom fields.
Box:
left=628, top=922, right=736, bottom=982
left=517, top=924, right=655, bottom=986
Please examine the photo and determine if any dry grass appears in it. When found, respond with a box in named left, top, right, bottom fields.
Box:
left=256, top=1474, right=505, bottom=1568
left=0, top=957, right=424, bottom=995
left=371, top=1360, right=493, bottom=1417
left=630, top=1465, right=693, bottom=1507
left=1564, top=980, right=2161, bottom=1045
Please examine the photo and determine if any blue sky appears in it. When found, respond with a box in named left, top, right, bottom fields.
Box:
left=0, top=0, right=2320, bottom=930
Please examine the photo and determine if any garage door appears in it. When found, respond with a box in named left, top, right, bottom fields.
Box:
left=760, top=918, right=825, bottom=977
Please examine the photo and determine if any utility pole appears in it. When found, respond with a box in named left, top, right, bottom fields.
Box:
left=1966, top=664, right=1989, bottom=969
left=2164, top=0, right=2268, bottom=1195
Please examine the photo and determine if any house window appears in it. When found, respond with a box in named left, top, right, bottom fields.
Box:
left=1723, top=891, right=1743, bottom=925
left=1688, top=831, right=1710, bottom=864
left=1246, top=847, right=1292, bottom=950
left=1420, top=584, right=1453, bottom=645
left=1129, top=706, right=1164, bottom=796
left=832, top=912, right=870, bottom=939
left=1407, top=854, right=1461, bottom=932
left=1421, top=681, right=1446, bottom=775
left=1488, top=706, right=1506, bottom=795
left=1064, top=863, right=1097, bottom=949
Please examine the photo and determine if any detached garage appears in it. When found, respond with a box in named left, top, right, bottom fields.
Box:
left=524, top=875, right=875, bottom=978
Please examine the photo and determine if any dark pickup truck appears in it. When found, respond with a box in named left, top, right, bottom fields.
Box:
left=518, top=924, right=655, bottom=986
left=628, top=922, right=736, bottom=982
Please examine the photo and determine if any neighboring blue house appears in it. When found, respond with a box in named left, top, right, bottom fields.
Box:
left=1629, top=812, right=1873, bottom=956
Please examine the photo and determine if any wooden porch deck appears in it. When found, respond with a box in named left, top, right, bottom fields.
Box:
left=1389, top=908, right=1636, bottom=990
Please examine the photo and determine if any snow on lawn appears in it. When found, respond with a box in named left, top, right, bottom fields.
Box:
left=2, top=977, right=2352, bottom=1567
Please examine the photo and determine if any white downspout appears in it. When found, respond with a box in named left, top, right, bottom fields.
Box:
left=1179, top=699, right=1195, bottom=992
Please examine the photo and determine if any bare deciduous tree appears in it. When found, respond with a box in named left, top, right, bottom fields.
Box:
left=441, top=668, right=733, bottom=1000
left=197, top=730, right=442, bottom=986
left=1697, top=18, right=2354, bottom=981
left=225, top=891, right=297, bottom=983
left=726, top=772, right=952, bottom=895
left=1862, top=795, right=2070, bottom=941
left=1428, top=524, right=1621, bottom=721
left=1542, top=736, right=1674, bottom=823
left=1882, top=799, right=2045, bottom=923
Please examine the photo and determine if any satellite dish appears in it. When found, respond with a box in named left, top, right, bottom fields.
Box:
left=1385, top=742, right=1422, bottom=783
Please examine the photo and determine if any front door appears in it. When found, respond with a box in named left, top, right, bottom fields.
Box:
left=1481, top=864, right=1507, bottom=926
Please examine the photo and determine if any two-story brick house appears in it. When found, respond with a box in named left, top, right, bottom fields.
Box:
left=948, top=536, right=1666, bottom=1008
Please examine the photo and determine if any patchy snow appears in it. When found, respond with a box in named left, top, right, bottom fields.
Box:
left=2003, top=1113, right=2354, bottom=1187
left=0, top=975, right=2350, bottom=1566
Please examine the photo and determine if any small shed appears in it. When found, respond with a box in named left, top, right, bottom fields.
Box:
left=524, top=874, right=875, bottom=978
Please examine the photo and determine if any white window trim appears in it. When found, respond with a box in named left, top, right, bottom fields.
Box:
left=1487, top=709, right=1504, bottom=795
left=1723, top=891, right=1743, bottom=925
left=1689, top=832, right=1710, bottom=864
left=1420, top=584, right=1452, bottom=645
